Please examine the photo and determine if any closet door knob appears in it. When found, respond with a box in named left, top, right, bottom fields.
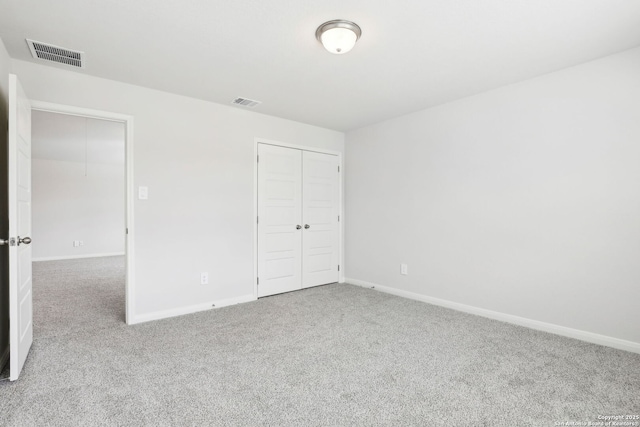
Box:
left=296, top=225, right=302, bottom=230
left=304, top=224, right=310, bottom=229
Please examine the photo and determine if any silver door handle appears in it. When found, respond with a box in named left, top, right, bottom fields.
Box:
left=296, top=225, right=302, bottom=230
left=304, top=224, right=310, bottom=229
left=0, top=238, right=8, bottom=246
left=18, top=236, right=32, bottom=245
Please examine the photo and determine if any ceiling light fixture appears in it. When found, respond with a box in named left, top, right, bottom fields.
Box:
left=315, top=20, right=362, bottom=55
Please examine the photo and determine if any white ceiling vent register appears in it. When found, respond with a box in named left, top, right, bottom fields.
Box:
left=26, top=39, right=85, bottom=68
left=232, top=97, right=261, bottom=108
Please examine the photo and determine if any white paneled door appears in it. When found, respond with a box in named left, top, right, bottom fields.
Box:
left=257, top=144, right=339, bottom=297
left=301, top=151, right=340, bottom=288
left=257, top=144, right=303, bottom=297
left=7, top=74, right=33, bottom=381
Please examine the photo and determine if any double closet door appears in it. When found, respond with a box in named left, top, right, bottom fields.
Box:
left=257, top=143, right=340, bottom=297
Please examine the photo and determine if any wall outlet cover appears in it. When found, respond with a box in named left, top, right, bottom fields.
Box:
left=200, top=272, right=209, bottom=285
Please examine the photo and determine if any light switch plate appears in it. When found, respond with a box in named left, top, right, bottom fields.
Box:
left=401, top=264, right=408, bottom=275
left=138, top=186, right=148, bottom=200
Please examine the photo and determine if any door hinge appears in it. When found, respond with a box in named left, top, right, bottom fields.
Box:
left=338, top=215, right=340, bottom=222
left=338, top=165, right=340, bottom=172
left=257, top=155, right=259, bottom=163
left=257, top=216, right=259, bottom=224
left=338, top=265, right=340, bottom=271
left=126, top=228, right=128, bottom=234
left=257, top=277, right=259, bottom=285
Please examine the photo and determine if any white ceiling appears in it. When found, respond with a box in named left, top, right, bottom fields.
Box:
left=2, top=1, right=640, bottom=131
left=32, top=111, right=125, bottom=165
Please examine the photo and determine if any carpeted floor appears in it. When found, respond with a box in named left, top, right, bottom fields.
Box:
left=0, top=256, right=638, bottom=426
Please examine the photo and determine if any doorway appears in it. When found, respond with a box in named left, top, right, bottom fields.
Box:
left=30, top=102, right=134, bottom=325
left=255, top=140, right=342, bottom=298
left=2, top=82, right=135, bottom=381
left=30, top=110, right=126, bottom=334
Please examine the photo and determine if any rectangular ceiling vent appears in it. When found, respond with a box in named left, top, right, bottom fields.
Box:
left=232, top=97, right=261, bottom=108
left=26, top=39, right=85, bottom=68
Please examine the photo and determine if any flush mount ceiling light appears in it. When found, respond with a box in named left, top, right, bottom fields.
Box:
left=315, top=20, right=362, bottom=55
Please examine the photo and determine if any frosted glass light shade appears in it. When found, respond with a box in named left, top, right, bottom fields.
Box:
left=316, top=20, right=362, bottom=55
left=321, top=27, right=358, bottom=54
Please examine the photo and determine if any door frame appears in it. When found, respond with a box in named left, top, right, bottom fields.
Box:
left=30, top=101, right=136, bottom=325
left=253, top=138, right=344, bottom=300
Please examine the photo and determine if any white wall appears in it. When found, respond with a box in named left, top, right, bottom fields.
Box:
left=32, top=158, right=124, bottom=260
left=12, top=59, right=344, bottom=321
left=346, top=47, right=640, bottom=347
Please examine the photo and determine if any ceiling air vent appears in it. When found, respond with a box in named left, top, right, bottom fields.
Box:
left=232, top=97, right=261, bottom=108
left=26, top=39, right=85, bottom=68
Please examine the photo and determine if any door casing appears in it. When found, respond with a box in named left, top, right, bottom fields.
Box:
left=253, top=138, right=344, bottom=299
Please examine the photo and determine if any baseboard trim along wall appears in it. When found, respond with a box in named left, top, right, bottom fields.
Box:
left=130, top=294, right=257, bottom=325
left=346, top=278, right=640, bottom=355
left=33, top=252, right=126, bottom=262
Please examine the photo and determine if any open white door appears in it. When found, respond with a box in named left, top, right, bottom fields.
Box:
left=6, top=74, right=33, bottom=381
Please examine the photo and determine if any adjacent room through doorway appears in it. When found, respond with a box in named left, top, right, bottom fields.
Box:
left=30, top=110, right=126, bottom=332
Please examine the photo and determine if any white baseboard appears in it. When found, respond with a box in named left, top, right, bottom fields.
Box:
left=33, top=252, right=125, bottom=262
left=130, top=294, right=256, bottom=325
left=346, top=278, right=640, bottom=354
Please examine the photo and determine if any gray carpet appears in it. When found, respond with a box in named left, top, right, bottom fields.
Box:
left=0, top=257, right=639, bottom=426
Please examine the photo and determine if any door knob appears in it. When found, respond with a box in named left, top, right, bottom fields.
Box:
left=18, top=236, right=32, bottom=245
left=0, top=238, right=8, bottom=246
left=296, top=225, right=302, bottom=230
left=304, top=224, right=310, bottom=229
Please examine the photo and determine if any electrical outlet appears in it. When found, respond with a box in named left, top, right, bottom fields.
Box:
left=200, top=272, right=209, bottom=285
left=78, top=240, right=84, bottom=247
left=401, top=263, right=408, bottom=275
left=73, top=241, right=78, bottom=247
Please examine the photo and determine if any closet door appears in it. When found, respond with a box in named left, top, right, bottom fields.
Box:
left=302, top=151, right=340, bottom=288
left=257, top=144, right=303, bottom=297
